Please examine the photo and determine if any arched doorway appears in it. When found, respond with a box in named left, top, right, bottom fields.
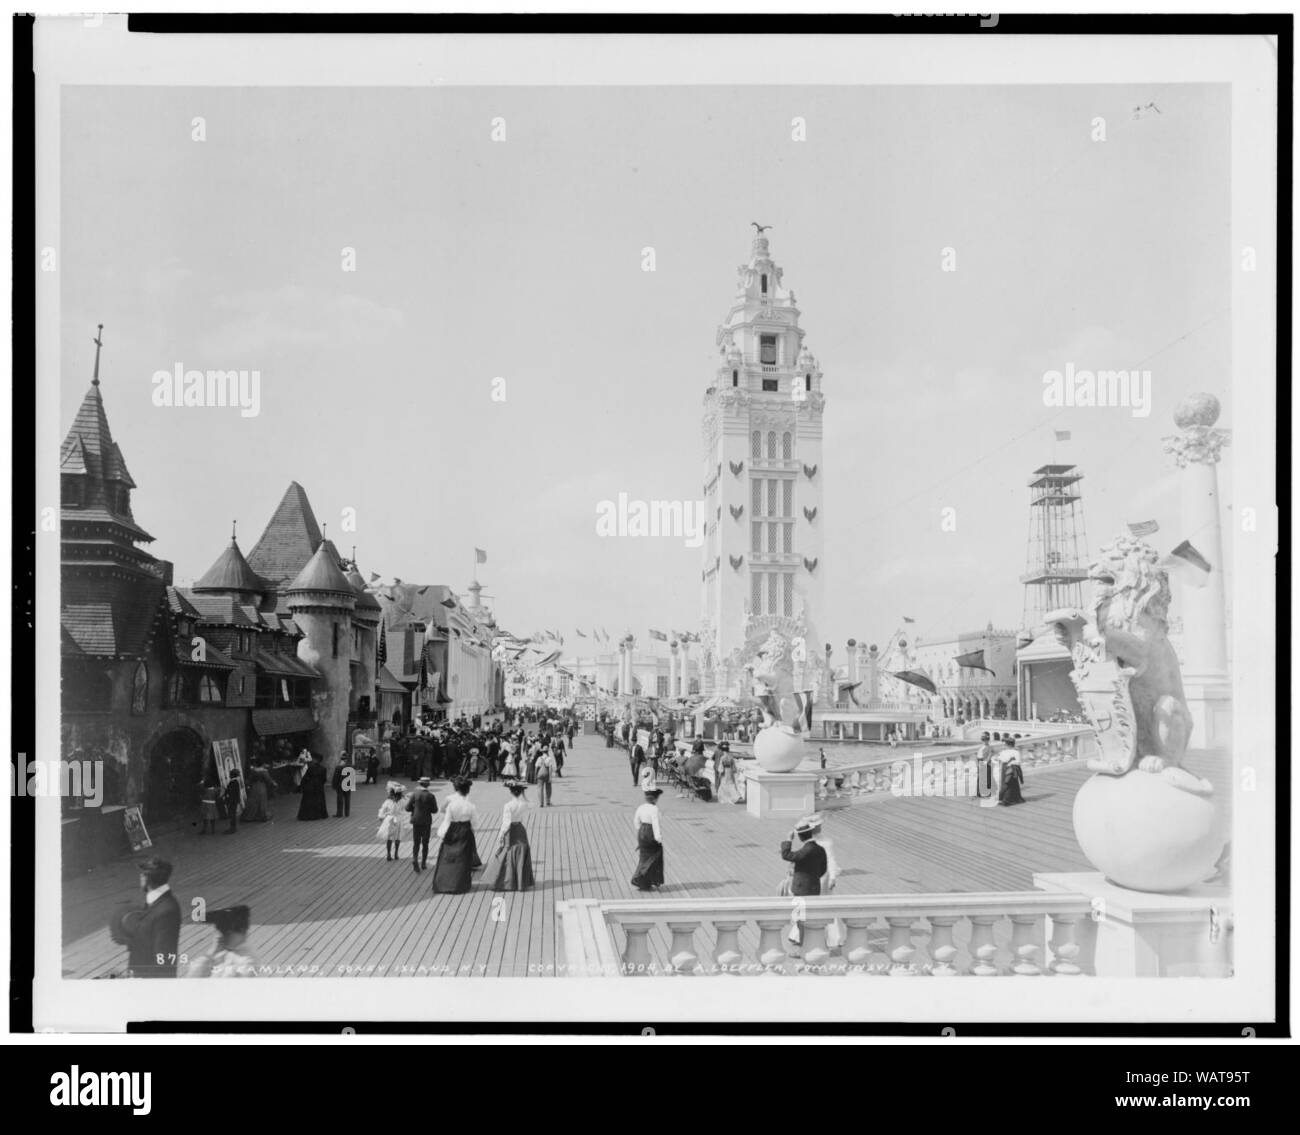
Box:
left=146, top=727, right=207, bottom=825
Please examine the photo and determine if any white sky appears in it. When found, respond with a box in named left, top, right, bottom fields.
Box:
left=59, top=82, right=1231, bottom=651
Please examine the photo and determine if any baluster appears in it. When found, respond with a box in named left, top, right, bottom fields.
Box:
left=799, top=919, right=832, bottom=972
left=1047, top=913, right=1083, bottom=975
left=667, top=921, right=701, bottom=974
left=968, top=916, right=1000, bottom=976
left=755, top=919, right=789, bottom=975
left=823, top=917, right=850, bottom=975
left=1009, top=915, right=1043, bottom=975
left=712, top=920, right=745, bottom=976
left=885, top=917, right=918, bottom=975
left=843, top=917, right=875, bottom=974
left=621, top=920, right=655, bottom=977
left=927, top=916, right=960, bottom=976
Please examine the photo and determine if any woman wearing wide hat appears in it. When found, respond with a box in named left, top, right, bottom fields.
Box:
left=630, top=787, right=665, bottom=892
left=997, top=738, right=1025, bottom=806
left=489, top=780, right=535, bottom=892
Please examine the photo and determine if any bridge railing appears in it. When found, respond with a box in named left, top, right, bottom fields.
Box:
left=557, top=891, right=1094, bottom=977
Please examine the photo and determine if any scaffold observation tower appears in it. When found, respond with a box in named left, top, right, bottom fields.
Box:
left=1020, top=464, right=1089, bottom=627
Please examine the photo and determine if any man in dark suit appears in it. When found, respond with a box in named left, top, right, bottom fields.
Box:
left=404, top=776, right=439, bottom=873
left=112, top=856, right=182, bottom=978
left=629, top=735, right=646, bottom=785
left=780, top=815, right=838, bottom=954
left=780, top=815, right=829, bottom=895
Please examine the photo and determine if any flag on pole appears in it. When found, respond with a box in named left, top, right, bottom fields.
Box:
left=377, top=619, right=387, bottom=668
left=955, top=649, right=996, bottom=675
left=575, top=629, right=587, bottom=637
left=901, top=616, right=915, bottom=624
left=475, top=548, right=487, bottom=564
left=793, top=689, right=816, bottom=732
left=891, top=670, right=937, bottom=694
left=601, top=626, right=610, bottom=641
left=1055, top=430, right=1071, bottom=441
left=418, top=652, right=428, bottom=690
left=1162, top=540, right=1212, bottom=588
left=1127, top=520, right=1160, bottom=538
left=649, top=629, right=667, bottom=642
left=440, top=597, right=457, bottom=609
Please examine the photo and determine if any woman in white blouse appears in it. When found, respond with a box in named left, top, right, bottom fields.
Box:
left=489, top=780, right=534, bottom=891
left=630, top=787, right=665, bottom=892
left=430, top=777, right=482, bottom=894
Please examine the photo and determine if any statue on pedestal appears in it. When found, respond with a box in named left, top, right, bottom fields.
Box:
left=1047, top=534, right=1223, bottom=893
left=1048, top=535, right=1208, bottom=794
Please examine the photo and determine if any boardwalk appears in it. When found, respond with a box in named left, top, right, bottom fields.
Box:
left=62, top=735, right=1229, bottom=978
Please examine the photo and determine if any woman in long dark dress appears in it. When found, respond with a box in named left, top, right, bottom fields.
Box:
left=243, top=761, right=274, bottom=822
left=630, top=787, right=665, bottom=891
left=296, top=754, right=329, bottom=821
left=997, top=741, right=1025, bottom=806
left=489, top=781, right=534, bottom=891
left=430, top=777, right=481, bottom=893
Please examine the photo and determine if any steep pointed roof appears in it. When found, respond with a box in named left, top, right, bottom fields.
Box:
left=285, top=541, right=356, bottom=596
left=193, top=538, right=265, bottom=594
left=246, top=482, right=323, bottom=588
left=60, top=382, right=136, bottom=487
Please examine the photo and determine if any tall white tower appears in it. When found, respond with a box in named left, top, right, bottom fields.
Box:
left=699, top=230, right=826, bottom=696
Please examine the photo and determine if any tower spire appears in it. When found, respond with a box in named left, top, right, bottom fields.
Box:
left=231, top=519, right=237, bottom=542
left=91, top=324, right=104, bottom=386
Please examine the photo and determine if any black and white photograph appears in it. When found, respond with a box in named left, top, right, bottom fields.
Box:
left=16, top=12, right=1285, bottom=1048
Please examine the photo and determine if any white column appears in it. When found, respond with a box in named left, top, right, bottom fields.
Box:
left=679, top=642, right=691, bottom=697
left=1163, top=395, right=1232, bottom=749
left=669, top=642, right=679, bottom=700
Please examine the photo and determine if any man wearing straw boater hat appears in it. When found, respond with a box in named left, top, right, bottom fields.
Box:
left=780, top=815, right=830, bottom=897
left=405, top=777, right=440, bottom=874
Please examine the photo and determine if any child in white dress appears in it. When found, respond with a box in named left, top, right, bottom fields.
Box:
left=377, top=783, right=409, bottom=861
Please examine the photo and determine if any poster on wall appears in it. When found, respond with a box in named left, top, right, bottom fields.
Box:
left=212, top=738, right=246, bottom=809
left=123, top=806, right=152, bottom=852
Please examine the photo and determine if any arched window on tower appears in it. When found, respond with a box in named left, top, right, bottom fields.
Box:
left=761, top=273, right=768, bottom=295
left=766, top=431, right=776, bottom=459
left=782, top=432, right=792, bottom=459
left=805, top=374, right=812, bottom=391
left=751, top=431, right=761, bottom=459
left=732, top=369, right=738, bottom=387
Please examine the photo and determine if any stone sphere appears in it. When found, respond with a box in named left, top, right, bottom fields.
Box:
left=847, top=638, right=856, bottom=648
left=1073, top=772, right=1226, bottom=893
left=753, top=725, right=805, bottom=772
left=1173, top=392, right=1221, bottom=430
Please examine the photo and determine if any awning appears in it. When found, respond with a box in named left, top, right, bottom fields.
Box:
left=174, top=641, right=236, bottom=670
left=251, top=708, right=316, bottom=736
left=256, top=649, right=319, bottom=679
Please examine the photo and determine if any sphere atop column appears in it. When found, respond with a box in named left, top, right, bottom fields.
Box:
left=1173, top=392, right=1221, bottom=429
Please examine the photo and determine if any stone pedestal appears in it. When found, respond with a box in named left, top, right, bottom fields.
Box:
left=1034, top=872, right=1232, bottom=977
left=745, top=768, right=819, bottom=820
left=1182, top=675, right=1233, bottom=751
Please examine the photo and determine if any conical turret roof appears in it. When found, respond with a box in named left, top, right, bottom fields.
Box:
left=193, top=538, right=264, bottom=594
left=286, top=542, right=355, bottom=596
left=346, top=566, right=383, bottom=611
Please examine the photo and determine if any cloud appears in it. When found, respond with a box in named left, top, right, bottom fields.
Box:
left=198, top=286, right=405, bottom=356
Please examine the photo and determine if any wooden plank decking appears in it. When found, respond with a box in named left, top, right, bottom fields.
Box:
left=62, top=736, right=1230, bottom=978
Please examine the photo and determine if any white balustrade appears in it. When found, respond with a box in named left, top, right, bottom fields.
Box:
left=557, top=893, right=1094, bottom=978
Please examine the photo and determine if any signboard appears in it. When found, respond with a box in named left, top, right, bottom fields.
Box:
left=212, top=738, right=247, bottom=809
left=123, top=806, right=152, bottom=852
